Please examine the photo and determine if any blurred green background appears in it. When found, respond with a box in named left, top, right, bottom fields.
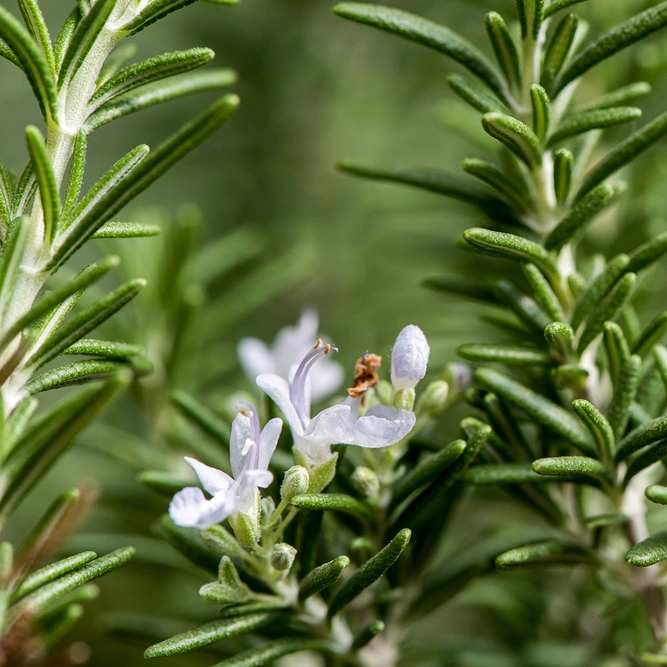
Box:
left=3, top=0, right=667, bottom=664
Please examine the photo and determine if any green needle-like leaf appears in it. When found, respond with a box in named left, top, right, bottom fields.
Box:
left=17, top=0, right=55, bottom=76
left=548, top=107, right=641, bottom=146
left=461, top=158, right=530, bottom=211
left=530, top=84, right=550, bottom=141
left=463, top=463, right=565, bottom=485
left=353, top=620, right=385, bottom=650
left=616, top=416, right=667, bottom=462
left=577, top=111, right=667, bottom=199
left=553, top=148, right=573, bottom=206
left=626, top=531, right=667, bottom=567
left=627, top=232, right=667, bottom=274
left=624, top=440, right=667, bottom=485
left=390, top=439, right=466, bottom=510
left=171, top=390, right=230, bottom=444
left=544, top=0, right=588, bottom=19
left=154, top=516, right=218, bottom=574
left=632, top=312, right=667, bottom=358
left=298, top=556, right=350, bottom=603
left=579, top=82, right=652, bottom=112
left=544, top=183, right=617, bottom=251
left=485, top=12, right=521, bottom=90
left=533, top=456, right=609, bottom=483
left=608, top=354, right=642, bottom=442
left=91, top=222, right=161, bottom=238
left=26, top=125, right=61, bottom=244
left=458, top=343, right=552, bottom=366
left=541, top=13, right=579, bottom=92
left=577, top=272, right=636, bottom=353
left=328, top=528, right=411, bottom=618
left=290, top=494, right=374, bottom=524
left=209, top=639, right=331, bottom=667
left=463, top=228, right=558, bottom=278
left=63, top=131, right=87, bottom=220
left=646, top=485, right=667, bottom=505
left=122, top=0, right=202, bottom=36
left=482, top=112, right=543, bottom=167
left=475, top=368, right=594, bottom=453
left=144, top=613, right=282, bottom=658
left=555, top=2, right=667, bottom=94
left=332, top=3, right=508, bottom=101
left=522, top=262, right=566, bottom=322
left=496, top=541, right=595, bottom=569
left=572, top=399, right=614, bottom=463
left=447, top=74, right=506, bottom=114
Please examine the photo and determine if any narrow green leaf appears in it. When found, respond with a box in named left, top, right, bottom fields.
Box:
left=486, top=12, right=521, bottom=90
left=578, top=111, right=667, bottom=199
left=496, top=540, right=595, bottom=569
left=463, top=462, right=565, bottom=484
left=544, top=321, right=574, bottom=357
left=626, top=531, right=667, bottom=567
left=493, top=279, right=551, bottom=333
left=624, top=440, right=667, bottom=485
left=555, top=2, right=667, bottom=94
left=646, top=485, right=667, bottom=505
left=607, top=354, right=642, bottom=441
left=26, top=359, right=140, bottom=394
left=90, top=222, right=161, bottom=239
left=171, top=390, right=230, bottom=444
left=475, top=368, right=594, bottom=453
left=458, top=343, right=552, bottom=366
left=144, top=613, right=282, bottom=658
left=530, top=84, right=550, bottom=141
left=0, top=218, right=30, bottom=319
left=390, top=439, right=466, bottom=510
left=86, top=69, right=237, bottom=130
left=553, top=148, right=573, bottom=206
left=352, top=620, right=384, bottom=650
left=544, top=0, right=588, bottom=19
left=121, top=0, right=200, bottom=35
left=138, top=471, right=191, bottom=498
left=63, top=131, right=87, bottom=220
left=572, top=254, right=629, bottom=331
left=572, top=399, right=614, bottom=463
left=627, top=231, right=667, bottom=274
left=533, top=456, right=608, bottom=483
left=463, top=228, right=558, bottom=278
left=446, top=74, right=506, bottom=114
left=26, top=125, right=60, bottom=243
left=549, top=107, right=641, bottom=146
left=541, top=13, right=579, bottom=92
left=482, top=112, right=543, bottom=167
left=461, top=158, right=530, bottom=210
left=332, top=3, right=508, bottom=100
left=290, top=494, right=374, bottom=524
left=90, top=47, right=215, bottom=109
left=632, top=312, right=667, bottom=358
left=0, top=38, right=22, bottom=70
left=579, top=82, right=652, bottom=112
left=0, top=6, right=55, bottom=119
left=12, top=547, right=134, bottom=615
left=328, top=529, right=411, bottom=618
left=578, top=273, right=636, bottom=353
left=27, top=279, right=146, bottom=369
left=59, top=0, right=116, bottom=88
left=545, top=183, right=618, bottom=251
left=616, top=416, right=667, bottom=461
left=12, top=552, right=97, bottom=601
left=154, top=515, right=218, bottom=574
left=12, top=164, right=36, bottom=217
left=0, top=256, right=120, bottom=353
left=0, top=159, right=14, bottom=232
left=53, top=95, right=239, bottom=270
left=339, top=160, right=501, bottom=206
left=654, top=345, right=667, bottom=394
left=298, top=556, right=350, bottom=603
left=522, top=262, right=566, bottom=322
left=53, top=9, right=79, bottom=72
left=17, top=0, right=55, bottom=76
left=209, top=639, right=331, bottom=667
left=0, top=376, right=128, bottom=520
left=62, top=338, right=142, bottom=358
left=97, top=43, right=137, bottom=86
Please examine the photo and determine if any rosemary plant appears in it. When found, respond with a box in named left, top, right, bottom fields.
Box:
left=0, top=0, right=237, bottom=661
left=139, top=0, right=667, bottom=666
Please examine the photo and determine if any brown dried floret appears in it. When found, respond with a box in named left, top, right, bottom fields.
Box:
left=347, top=353, right=382, bottom=399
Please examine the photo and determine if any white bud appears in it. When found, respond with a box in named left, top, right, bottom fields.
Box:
left=391, top=325, right=430, bottom=391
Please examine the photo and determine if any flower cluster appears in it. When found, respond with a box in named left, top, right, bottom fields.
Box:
left=170, top=315, right=430, bottom=531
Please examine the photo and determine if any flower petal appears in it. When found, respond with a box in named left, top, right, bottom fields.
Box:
left=304, top=404, right=353, bottom=447
left=259, top=417, right=282, bottom=470
left=230, top=412, right=253, bottom=479
left=238, top=338, right=275, bottom=381
left=168, top=486, right=236, bottom=529
left=272, top=308, right=320, bottom=378
left=351, top=405, right=416, bottom=448
left=391, top=325, right=430, bottom=390
left=184, top=457, right=233, bottom=495
left=257, top=373, right=304, bottom=435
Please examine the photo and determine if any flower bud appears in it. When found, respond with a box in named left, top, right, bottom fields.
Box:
left=391, top=325, right=430, bottom=390
left=415, top=380, right=449, bottom=417
left=441, top=362, right=473, bottom=396
left=393, top=388, right=415, bottom=411
left=261, top=496, right=276, bottom=525
left=281, top=465, right=310, bottom=502
left=199, top=556, right=251, bottom=604
left=271, top=542, right=297, bottom=572
left=229, top=510, right=261, bottom=548
left=350, top=466, right=380, bottom=500
left=201, top=525, right=243, bottom=558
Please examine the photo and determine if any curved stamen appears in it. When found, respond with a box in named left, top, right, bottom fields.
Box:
left=290, top=339, right=337, bottom=426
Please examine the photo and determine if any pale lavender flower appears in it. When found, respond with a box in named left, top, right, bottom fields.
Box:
left=257, top=335, right=420, bottom=467
left=238, top=308, right=344, bottom=402
left=391, top=325, right=430, bottom=391
left=169, top=404, right=281, bottom=529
